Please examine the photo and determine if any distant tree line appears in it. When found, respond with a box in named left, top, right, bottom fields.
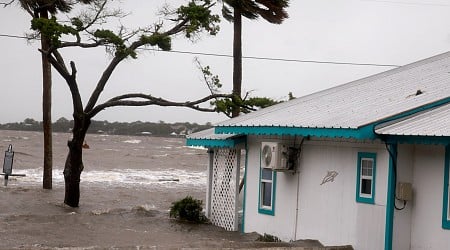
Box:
left=0, top=118, right=212, bottom=137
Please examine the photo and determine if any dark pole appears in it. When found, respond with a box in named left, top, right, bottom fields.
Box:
left=231, top=7, right=242, bottom=118
left=40, top=9, right=53, bottom=189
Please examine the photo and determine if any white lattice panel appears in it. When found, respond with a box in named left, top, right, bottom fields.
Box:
left=210, top=148, right=240, bottom=231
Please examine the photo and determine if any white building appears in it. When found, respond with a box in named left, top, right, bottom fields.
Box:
left=187, top=52, right=450, bottom=250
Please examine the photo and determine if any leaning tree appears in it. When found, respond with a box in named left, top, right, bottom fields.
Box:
left=19, top=0, right=234, bottom=207
left=221, top=0, right=289, bottom=117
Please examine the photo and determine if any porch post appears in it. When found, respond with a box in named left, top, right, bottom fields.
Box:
left=233, top=149, right=241, bottom=231
left=205, top=148, right=214, bottom=218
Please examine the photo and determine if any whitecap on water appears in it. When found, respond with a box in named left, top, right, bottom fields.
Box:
left=122, top=140, right=141, bottom=144
left=12, top=168, right=206, bottom=188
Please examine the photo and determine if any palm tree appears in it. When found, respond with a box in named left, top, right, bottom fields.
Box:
left=221, top=0, right=289, bottom=117
left=18, top=0, right=94, bottom=189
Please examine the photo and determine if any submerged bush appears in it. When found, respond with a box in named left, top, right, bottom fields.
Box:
left=169, top=196, right=207, bottom=223
left=256, top=233, right=281, bottom=242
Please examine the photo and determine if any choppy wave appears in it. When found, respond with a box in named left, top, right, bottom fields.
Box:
left=122, top=139, right=141, bottom=144
left=9, top=168, right=206, bottom=188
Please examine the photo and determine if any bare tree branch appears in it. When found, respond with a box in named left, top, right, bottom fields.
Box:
left=0, top=0, right=15, bottom=7
left=79, top=0, right=107, bottom=31
left=84, top=56, right=123, bottom=112
left=87, top=93, right=233, bottom=118
left=44, top=49, right=70, bottom=79
left=52, top=49, right=68, bottom=73
left=58, top=40, right=106, bottom=49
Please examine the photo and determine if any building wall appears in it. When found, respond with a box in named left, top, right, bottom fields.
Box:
left=409, top=145, right=450, bottom=250
left=393, top=144, right=414, bottom=250
left=243, top=136, right=389, bottom=249
left=243, top=136, right=299, bottom=239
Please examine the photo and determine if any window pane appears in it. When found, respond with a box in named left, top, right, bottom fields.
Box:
left=262, top=182, right=272, bottom=207
left=361, top=159, right=373, bottom=176
left=361, top=179, right=372, bottom=195
left=262, top=168, right=273, bottom=180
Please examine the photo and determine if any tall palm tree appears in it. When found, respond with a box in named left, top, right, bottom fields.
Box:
left=221, top=0, right=289, bottom=117
left=18, top=0, right=94, bottom=189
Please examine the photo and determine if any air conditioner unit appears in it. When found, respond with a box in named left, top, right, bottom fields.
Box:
left=261, top=142, right=289, bottom=171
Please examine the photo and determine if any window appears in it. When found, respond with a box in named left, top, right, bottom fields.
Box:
left=259, top=164, right=276, bottom=215
left=442, top=145, right=450, bottom=229
left=261, top=168, right=273, bottom=207
left=356, top=152, right=377, bottom=204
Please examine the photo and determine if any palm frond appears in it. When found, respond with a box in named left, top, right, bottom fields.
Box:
left=221, top=0, right=289, bottom=23
left=221, top=4, right=234, bottom=22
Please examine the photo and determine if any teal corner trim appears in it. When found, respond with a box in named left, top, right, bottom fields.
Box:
left=186, top=136, right=246, bottom=148
left=384, top=144, right=397, bottom=250
left=442, top=145, right=450, bottom=229
left=241, top=142, right=248, bottom=232
left=356, top=152, right=377, bottom=204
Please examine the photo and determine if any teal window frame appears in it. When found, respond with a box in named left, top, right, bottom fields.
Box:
left=356, top=152, right=377, bottom=204
left=258, top=150, right=277, bottom=215
left=442, top=145, right=450, bottom=229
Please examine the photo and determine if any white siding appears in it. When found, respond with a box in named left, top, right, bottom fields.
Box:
left=393, top=144, right=414, bottom=250
left=410, top=145, right=450, bottom=250
left=243, top=137, right=389, bottom=249
left=243, top=136, right=299, bottom=239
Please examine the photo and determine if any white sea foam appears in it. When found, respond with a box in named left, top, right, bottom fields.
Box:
left=151, top=154, right=169, bottom=158
left=104, top=149, right=120, bottom=152
left=123, top=140, right=141, bottom=144
left=10, top=168, right=206, bottom=188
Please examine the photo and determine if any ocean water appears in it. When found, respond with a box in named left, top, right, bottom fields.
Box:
left=1, top=130, right=209, bottom=190
left=0, top=130, right=276, bottom=249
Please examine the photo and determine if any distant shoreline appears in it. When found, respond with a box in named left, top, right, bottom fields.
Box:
left=0, top=118, right=212, bottom=137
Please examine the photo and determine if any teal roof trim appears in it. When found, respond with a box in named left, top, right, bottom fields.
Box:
left=380, top=96, right=450, bottom=124
left=186, top=136, right=246, bottom=148
left=215, top=125, right=377, bottom=140
left=381, top=135, right=450, bottom=145
left=213, top=97, right=450, bottom=142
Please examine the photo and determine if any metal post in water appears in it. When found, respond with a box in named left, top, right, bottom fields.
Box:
left=3, top=144, right=14, bottom=186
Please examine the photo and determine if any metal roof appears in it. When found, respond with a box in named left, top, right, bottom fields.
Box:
left=375, top=103, right=450, bottom=137
left=185, top=128, right=243, bottom=148
left=217, top=51, right=450, bottom=129
left=186, top=128, right=233, bottom=140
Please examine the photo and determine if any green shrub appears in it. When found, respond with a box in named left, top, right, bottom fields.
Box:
left=169, top=196, right=207, bottom=223
left=256, top=233, right=281, bottom=242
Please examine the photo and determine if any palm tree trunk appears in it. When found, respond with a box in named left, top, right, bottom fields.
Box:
left=231, top=8, right=242, bottom=118
left=40, top=9, right=53, bottom=190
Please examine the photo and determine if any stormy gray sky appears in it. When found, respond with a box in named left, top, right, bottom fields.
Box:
left=1, top=0, right=450, bottom=125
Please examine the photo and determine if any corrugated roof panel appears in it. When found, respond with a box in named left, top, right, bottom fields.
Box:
left=186, top=128, right=244, bottom=148
left=217, top=52, right=450, bottom=129
left=375, top=103, right=450, bottom=136
left=186, top=128, right=236, bottom=140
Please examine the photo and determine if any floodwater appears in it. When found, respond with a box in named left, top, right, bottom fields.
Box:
left=0, top=130, right=265, bottom=249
